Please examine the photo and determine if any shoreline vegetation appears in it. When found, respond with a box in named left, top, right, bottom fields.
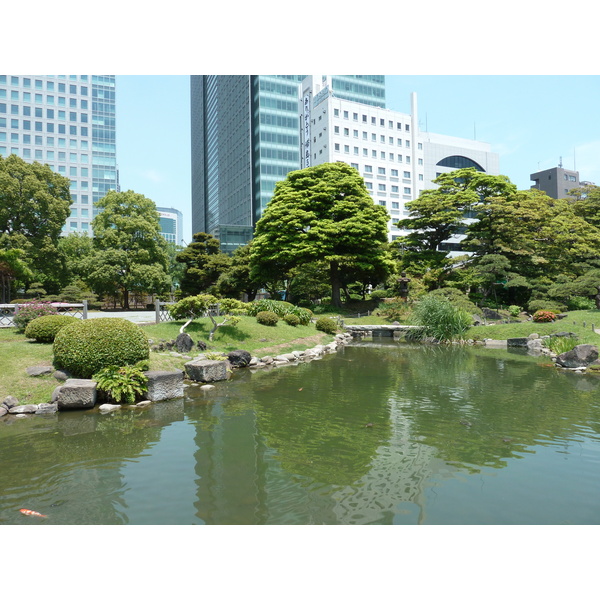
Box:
left=1, top=309, right=600, bottom=406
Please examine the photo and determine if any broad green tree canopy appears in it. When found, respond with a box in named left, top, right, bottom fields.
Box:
left=83, top=190, right=170, bottom=308
left=250, top=162, right=393, bottom=307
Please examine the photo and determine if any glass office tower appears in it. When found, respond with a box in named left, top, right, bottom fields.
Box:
left=0, top=74, right=117, bottom=234
left=190, top=75, right=385, bottom=253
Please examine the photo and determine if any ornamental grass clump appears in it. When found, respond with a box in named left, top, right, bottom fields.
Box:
left=408, top=294, right=472, bottom=343
left=24, top=314, right=81, bottom=343
left=53, top=317, right=149, bottom=379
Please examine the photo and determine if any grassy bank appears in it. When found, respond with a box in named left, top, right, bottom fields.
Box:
left=0, top=315, right=335, bottom=405
left=467, top=310, right=600, bottom=345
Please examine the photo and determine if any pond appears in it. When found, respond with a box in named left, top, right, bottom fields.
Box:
left=2, top=341, right=600, bottom=525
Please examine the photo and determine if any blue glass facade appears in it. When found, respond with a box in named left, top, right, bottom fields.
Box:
left=0, top=74, right=117, bottom=233
left=191, top=75, right=386, bottom=252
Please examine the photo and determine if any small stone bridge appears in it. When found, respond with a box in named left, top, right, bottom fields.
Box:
left=344, top=324, right=424, bottom=338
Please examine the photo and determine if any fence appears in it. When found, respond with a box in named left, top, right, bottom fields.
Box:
left=154, top=300, right=222, bottom=325
left=0, top=301, right=88, bottom=328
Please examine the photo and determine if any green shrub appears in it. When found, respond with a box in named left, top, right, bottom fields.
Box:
left=315, top=316, right=338, bottom=334
left=283, top=313, right=300, bottom=327
left=247, top=299, right=312, bottom=325
left=369, top=289, right=391, bottom=301
left=53, top=318, right=150, bottom=378
left=508, top=305, right=522, bottom=318
left=256, top=311, right=279, bottom=326
left=13, top=302, right=58, bottom=331
left=93, top=365, right=148, bottom=404
left=528, top=299, right=566, bottom=314
left=409, top=294, right=472, bottom=342
left=567, top=296, right=595, bottom=311
left=533, top=310, right=556, bottom=323
left=24, top=314, right=81, bottom=343
left=376, top=300, right=410, bottom=322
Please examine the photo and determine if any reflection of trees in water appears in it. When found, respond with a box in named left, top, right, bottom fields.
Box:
left=384, top=344, right=600, bottom=472
left=250, top=353, right=393, bottom=487
left=0, top=406, right=170, bottom=525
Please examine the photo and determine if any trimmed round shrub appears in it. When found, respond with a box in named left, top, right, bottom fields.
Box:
left=283, top=313, right=300, bottom=327
left=256, top=311, right=279, bottom=326
left=247, top=299, right=313, bottom=325
left=528, top=299, right=566, bottom=314
left=53, top=318, right=149, bottom=378
left=13, top=302, right=58, bottom=332
left=24, top=314, right=81, bottom=343
left=315, top=316, right=338, bottom=334
left=533, top=310, right=556, bottom=323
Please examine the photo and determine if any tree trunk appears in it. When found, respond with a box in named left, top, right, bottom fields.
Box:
left=330, top=261, right=342, bottom=308
left=122, top=288, right=130, bottom=310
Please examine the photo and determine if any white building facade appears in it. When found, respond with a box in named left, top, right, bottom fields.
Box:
left=300, top=76, right=499, bottom=249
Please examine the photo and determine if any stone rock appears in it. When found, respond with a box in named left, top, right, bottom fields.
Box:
left=200, top=384, right=215, bottom=390
left=227, top=350, right=252, bottom=368
left=53, top=370, right=70, bottom=381
left=0, top=406, right=8, bottom=417
left=9, top=404, right=38, bottom=414
left=249, top=357, right=259, bottom=366
left=144, top=370, right=184, bottom=402
left=507, top=337, right=529, bottom=347
left=26, top=365, right=53, bottom=377
left=135, top=400, right=152, bottom=407
left=275, top=353, right=297, bottom=362
left=184, top=359, right=229, bottom=383
left=2, top=396, right=19, bottom=409
left=98, top=403, right=122, bottom=413
left=261, top=356, right=274, bottom=364
left=556, top=344, right=599, bottom=369
left=35, top=403, right=58, bottom=415
left=528, top=333, right=540, bottom=340
left=484, top=339, right=508, bottom=348
left=197, top=340, right=207, bottom=351
left=175, top=332, right=194, bottom=353
left=54, top=378, right=97, bottom=410
left=482, top=307, right=503, bottom=320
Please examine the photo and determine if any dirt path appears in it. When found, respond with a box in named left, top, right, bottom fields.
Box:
left=254, top=333, right=328, bottom=356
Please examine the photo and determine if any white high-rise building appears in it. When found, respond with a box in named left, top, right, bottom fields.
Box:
left=0, top=74, right=117, bottom=235
left=300, top=76, right=499, bottom=249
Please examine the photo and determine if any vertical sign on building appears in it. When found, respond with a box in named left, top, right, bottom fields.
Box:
left=303, top=93, right=311, bottom=168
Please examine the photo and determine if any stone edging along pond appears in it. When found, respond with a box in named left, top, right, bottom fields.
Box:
left=2, top=330, right=599, bottom=424
left=0, top=333, right=354, bottom=422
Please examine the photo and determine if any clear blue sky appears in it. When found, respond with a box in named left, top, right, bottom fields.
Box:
left=114, top=75, right=600, bottom=244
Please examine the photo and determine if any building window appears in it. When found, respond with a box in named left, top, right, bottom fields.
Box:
left=378, top=167, right=386, bottom=175
left=392, top=187, right=399, bottom=194
left=364, top=165, right=373, bottom=173
left=334, top=126, right=339, bottom=134
left=379, top=184, right=386, bottom=191
left=344, top=128, right=349, bottom=136
left=353, top=113, right=358, bottom=120
left=334, top=143, right=340, bottom=151
left=404, top=187, right=411, bottom=194
left=392, top=201, right=399, bottom=208
left=334, top=109, right=339, bottom=117
left=343, top=111, right=348, bottom=119
left=418, top=143, right=423, bottom=150
left=404, top=171, right=411, bottom=178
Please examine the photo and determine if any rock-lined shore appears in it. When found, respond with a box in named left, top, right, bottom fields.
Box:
left=0, top=333, right=354, bottom=421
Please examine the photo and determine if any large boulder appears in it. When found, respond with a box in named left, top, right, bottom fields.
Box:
left=175, top=333, right=194, bottom=354
left=555, top=344, right=599, bottom=369
left=53, top=379, right=97, bottom=410
left=184, top=359, right=229, bottom=383
left=144, top=370, right=185, bottom=402
left=227, top=350, right=252, bottom=368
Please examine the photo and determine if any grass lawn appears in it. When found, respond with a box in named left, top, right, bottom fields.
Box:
left=1, top=315, right=335, bottom=405
left=468, top=310, right=600, bottom=345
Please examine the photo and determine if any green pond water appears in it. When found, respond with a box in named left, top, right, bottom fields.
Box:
left=2, top=341, right=600, bottom=525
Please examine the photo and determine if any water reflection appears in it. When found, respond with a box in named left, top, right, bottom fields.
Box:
left=2, top=342, right=600, bottom=524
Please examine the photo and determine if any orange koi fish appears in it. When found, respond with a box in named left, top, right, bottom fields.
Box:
left=19, top=508, right=48, bottom=518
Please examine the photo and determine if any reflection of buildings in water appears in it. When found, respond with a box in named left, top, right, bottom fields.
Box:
left=190, top=393, right=453, bottom=525
left=329, top=403, right=441, bottom=525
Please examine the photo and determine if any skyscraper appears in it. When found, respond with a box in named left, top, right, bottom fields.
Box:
left=156, top=206, right=183, bottom=245
left=190, top=75, right=385, bottom=252
left=0, top=74, right=117, bottom=234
